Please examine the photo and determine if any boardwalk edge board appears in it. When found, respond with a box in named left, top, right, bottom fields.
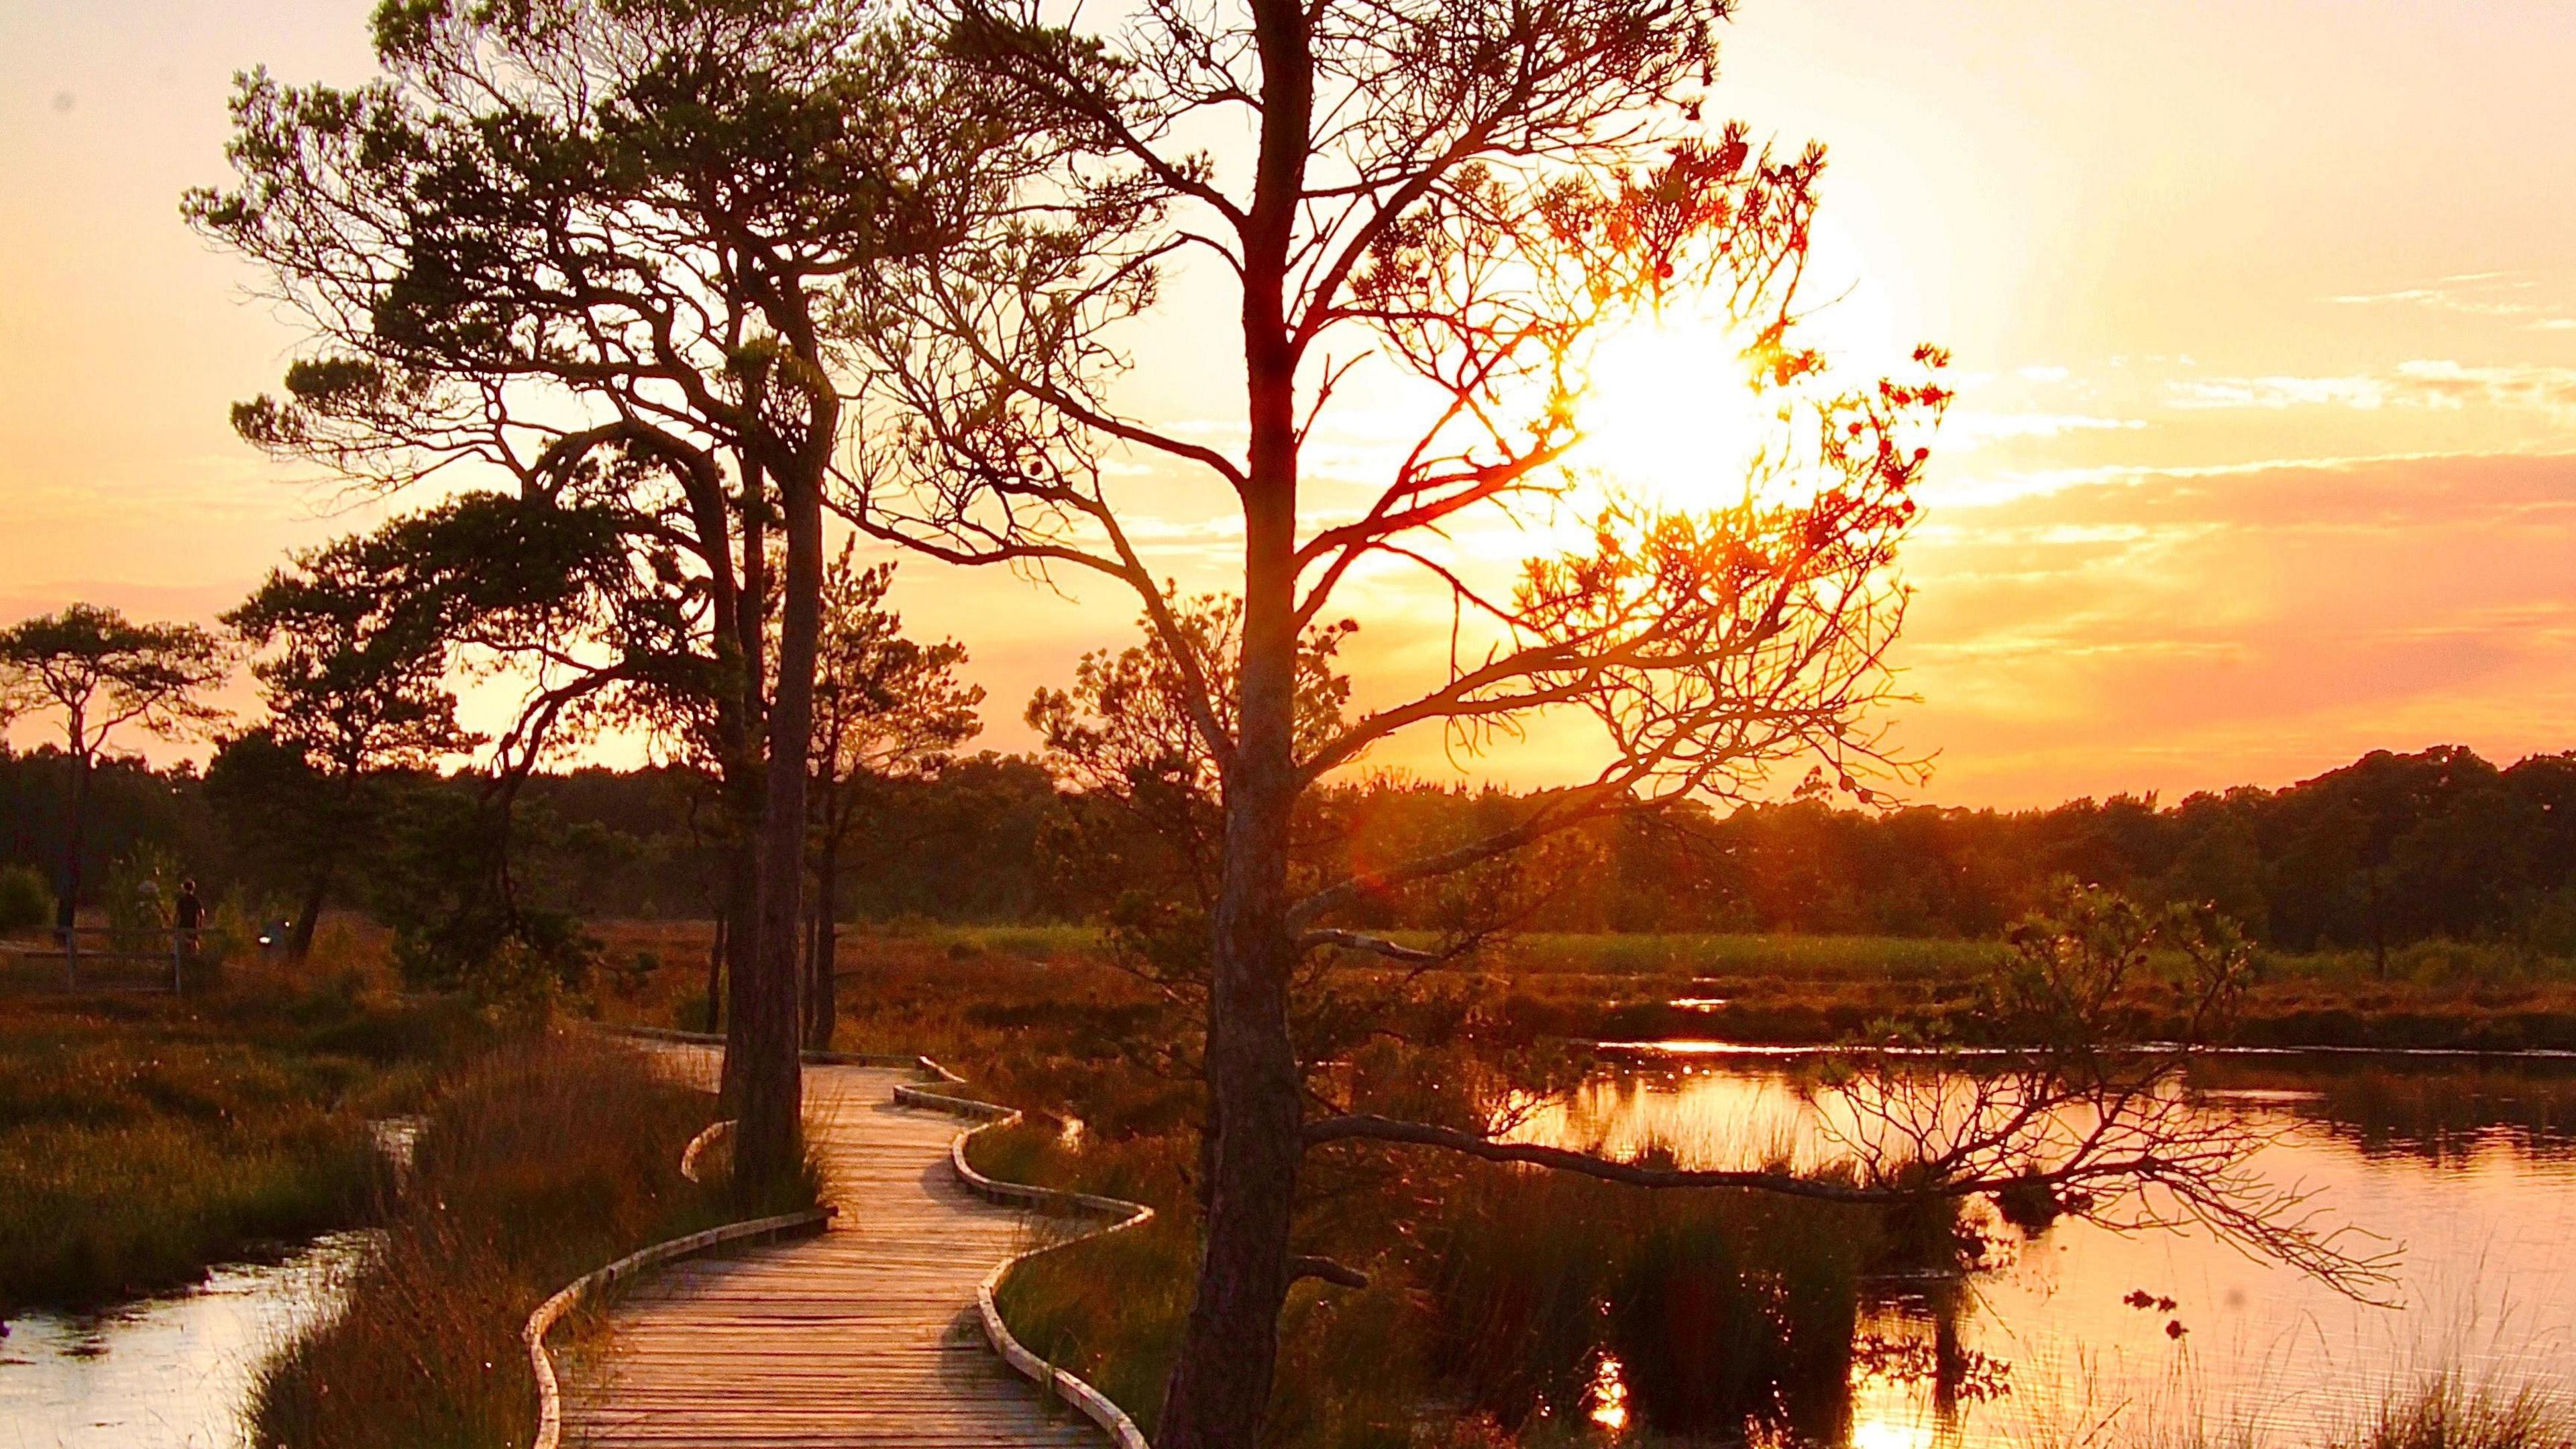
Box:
left=892, top=1079, right=1157, bottom=1449
left=676, top=1117, right=732, bottom=1183
left=590, top=1026, right=1157, bottom=1449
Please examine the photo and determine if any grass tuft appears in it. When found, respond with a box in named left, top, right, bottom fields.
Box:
left=248, top=1032, right=760, bottom=1449
left=2342, top=1374, right=2576, bottom=1449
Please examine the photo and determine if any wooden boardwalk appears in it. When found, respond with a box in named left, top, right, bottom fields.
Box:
left=561, top=1059, right=1105, bottom=1448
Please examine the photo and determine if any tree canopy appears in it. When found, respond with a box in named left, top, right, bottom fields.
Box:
left=831, top=0, right=1957, bottom=1434
left=189, top=0, right=1023, bottom=1189
left=0, top=604, right=231, bottom=761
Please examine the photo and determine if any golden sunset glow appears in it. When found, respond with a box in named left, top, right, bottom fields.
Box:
left=7, top=1, right=2575, bottom=808
left=7, top=8, right=2576, bottom=1448
left=1848, top=1419, right=1935, bottom=1449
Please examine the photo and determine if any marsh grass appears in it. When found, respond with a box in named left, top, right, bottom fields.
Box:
left=2343, top=1374, right=2576, bottom=1449
left=2031, top=1371, right=2576, bottom=1449
left=0, top=974, right=491, bottom=1308
left=589, top=917, right=2576, bottom=1054
left=968, top=1116, right=1193, bottom=1434
left=999, top=1209, right=1197, bottom=1435
left=972, top=1116, right=1441, bottom=1446
left=1426, top=1167, right=1878, bottom=1443
left=574, top=916, right=2576, bottom=1446
left=248, top=1032, right=769, bottom=1449
left=1495, top=931, right=1998, bottom=981
left=1479, top=933, right=2576, bottom=1051
left=971, top=1110, right=1894, bottom=1448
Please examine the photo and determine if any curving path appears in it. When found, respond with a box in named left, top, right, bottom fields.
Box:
left=561, top=1057, right=1105, bottom=1448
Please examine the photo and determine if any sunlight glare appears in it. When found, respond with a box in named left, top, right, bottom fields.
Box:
left=1850, top=1418, right=1934, bottom=1449
left=1576, top=315, right=1778, bottom=508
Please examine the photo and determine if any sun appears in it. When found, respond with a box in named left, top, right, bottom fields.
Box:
left=1574, top=314, right=1780, bottom=507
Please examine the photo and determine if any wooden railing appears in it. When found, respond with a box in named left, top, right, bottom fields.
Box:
left=3, top=925, right=199, bottom=994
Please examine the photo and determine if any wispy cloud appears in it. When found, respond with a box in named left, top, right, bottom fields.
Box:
left=1945, top=411, right=2147, bottom=445
left=1889, top=450, right=2576, bottom=804
left=2163, top=362, right=2576, bottom=418
left=2389, top=360, right=2576, bottom=415
left=2328, top=271, right=2574, bottom=332
left=2165, top=374, right=2388, bottom=410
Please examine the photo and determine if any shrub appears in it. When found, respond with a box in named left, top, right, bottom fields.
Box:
left=0, top=863, right=50, bottom=934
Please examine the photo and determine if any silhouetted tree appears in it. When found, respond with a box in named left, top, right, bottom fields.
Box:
left=841, top=0, right=2424, bottom=1433
left=219, top=531, right=480, bottom=957
left=0, top=605, right=230, bottom=936
left=190, top=0, right=1017, bottom=1187
left=836, top=0, right=1980, bottom=1431
left=802, top=547, right=982, bottom=1047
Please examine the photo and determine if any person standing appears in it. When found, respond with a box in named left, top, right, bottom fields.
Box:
left=174, top=879, right=203, bottom=955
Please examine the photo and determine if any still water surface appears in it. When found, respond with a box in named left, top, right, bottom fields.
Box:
left=1524, top=1051, right=2576, bottom=1446
left=0, top=1233, right=365, bottom=1449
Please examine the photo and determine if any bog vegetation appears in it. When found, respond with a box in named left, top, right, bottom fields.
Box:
left=592, top=920, right=2576, bottom=1449
left=0, top=960, right=490, bottom=1309
left=0, top=0, right=2565, bottom=1443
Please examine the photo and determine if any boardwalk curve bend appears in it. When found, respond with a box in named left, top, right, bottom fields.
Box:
left=540, top=1038, right=1152, bottom=1449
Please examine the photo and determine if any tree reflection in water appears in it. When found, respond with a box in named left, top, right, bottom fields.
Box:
left=1479, top=1053, right=2576, bottom=1446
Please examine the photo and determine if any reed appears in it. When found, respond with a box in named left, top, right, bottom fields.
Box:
left=971, top=1110, right=1892, bottom=1448
left=2341, top=1374, right=2576, bottom=1449
left=247, top=1032, right=765, bottom=1449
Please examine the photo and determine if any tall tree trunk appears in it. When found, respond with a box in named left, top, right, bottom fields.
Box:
left=1157, top=754, right=1301, bottom=1449
left=721, top=453, right=769, bottom=1112
left=737, top=470, right=822, bottom=1195
left=287, top=865, right=331, bottom=960
left=57, top=731, right=89, bottom=940
left=720, top=830, right=761, bottom=1104
left=706, top=908, right=727, bottom=1033
left=806, top=828, right=840, bottom=1051
left=1156, top=18, right=1312, bottom=1428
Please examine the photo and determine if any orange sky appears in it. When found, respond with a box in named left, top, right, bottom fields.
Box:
left=3, top=1, right=2573, bottom=808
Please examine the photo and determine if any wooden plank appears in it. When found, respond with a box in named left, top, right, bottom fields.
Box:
left=561, top=1060, right=1113, bottom=1448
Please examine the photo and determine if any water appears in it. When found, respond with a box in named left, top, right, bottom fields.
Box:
left=1519, top=1051, right=2576, bottom=1447
left=0, top=1234, right=368, bottom=1449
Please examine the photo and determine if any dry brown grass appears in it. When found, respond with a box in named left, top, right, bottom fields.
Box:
left=248, top=1032, right=758, bottom=1449
left=2341, top=1375, right=2576, bottom=1449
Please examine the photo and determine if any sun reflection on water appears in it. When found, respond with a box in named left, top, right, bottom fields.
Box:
left=1849, top=1419, right=1935, bottom=1449
left=1587, top=1352, right=1630, bottom=1433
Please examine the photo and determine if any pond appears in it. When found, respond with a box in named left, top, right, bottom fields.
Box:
left=0, top=1233, right=368, bottom=1449
left=1515, top=1049, right=2576, bottom=1447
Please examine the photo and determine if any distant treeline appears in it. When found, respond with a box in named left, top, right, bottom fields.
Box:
left=9, top=742, right=2576, bottom=955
